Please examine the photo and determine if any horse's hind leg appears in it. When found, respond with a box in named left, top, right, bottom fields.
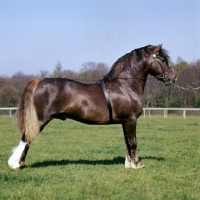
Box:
left=8, top=117, right=51, bottom=170
left=8, top=134, right=30, bottom=170
left=8, top=78, right=42, bottom=170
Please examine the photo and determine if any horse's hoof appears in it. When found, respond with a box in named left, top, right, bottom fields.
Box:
left=8, top=158, right=26, bottom=170
left=8, top=159, right=20, bottom=169
left=19, top=161, right=26, bottom=169
left=9, top=163, right=26, bottom=170
left=13, top=167, right=22, bottom=171
left=136, top=161, right=145, bottom=169
left=125, top=155, right=145, bottom=169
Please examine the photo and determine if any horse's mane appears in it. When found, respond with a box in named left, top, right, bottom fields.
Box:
left=103, top=51, right=133, bottom=81
left=104, top=45, right=170, bottom=80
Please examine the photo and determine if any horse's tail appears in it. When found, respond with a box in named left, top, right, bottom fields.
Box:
left=16, top=78, right=41, bottom=143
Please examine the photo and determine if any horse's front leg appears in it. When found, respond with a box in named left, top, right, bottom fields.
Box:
left=122, top=118, right=145, bottom=169
left=8, top=134, right=30, bottom=170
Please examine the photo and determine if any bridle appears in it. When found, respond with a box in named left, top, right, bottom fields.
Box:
left=151, top=54, right=173, bottom=84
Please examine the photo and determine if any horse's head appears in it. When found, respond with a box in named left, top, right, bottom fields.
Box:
left=147, top=44, right=177, bottom=86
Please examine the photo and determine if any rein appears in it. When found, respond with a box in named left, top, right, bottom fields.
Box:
left=174, top=84, right=200, bottom=93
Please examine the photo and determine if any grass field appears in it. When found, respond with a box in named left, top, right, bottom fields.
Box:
left=0, top=116, right=200, bottom=200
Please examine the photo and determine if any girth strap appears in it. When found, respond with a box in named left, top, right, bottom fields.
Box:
left=100, top=80, right=113, bottom=122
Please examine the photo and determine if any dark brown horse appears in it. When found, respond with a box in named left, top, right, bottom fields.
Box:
left=8, top=44, right=176, bottom=170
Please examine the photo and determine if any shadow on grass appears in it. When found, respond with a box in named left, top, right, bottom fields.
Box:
left=140, top=156, right=165, bottom=161
left=29, top=156, right=165, bottom=168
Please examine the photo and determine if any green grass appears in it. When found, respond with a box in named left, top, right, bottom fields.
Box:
left=0, top=115, right=200, bottom=200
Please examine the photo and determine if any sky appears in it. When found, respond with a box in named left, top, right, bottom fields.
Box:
left=1, top=0, right=200, bottom=77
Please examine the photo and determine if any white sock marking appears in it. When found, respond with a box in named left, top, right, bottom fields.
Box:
left=8, top=140, right=27, bottom=169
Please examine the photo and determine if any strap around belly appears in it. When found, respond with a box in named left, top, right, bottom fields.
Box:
left=100, top=80, right=113, bottom=122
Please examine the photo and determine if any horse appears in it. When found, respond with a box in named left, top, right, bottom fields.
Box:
left=8, top=44, right=176, bottom=170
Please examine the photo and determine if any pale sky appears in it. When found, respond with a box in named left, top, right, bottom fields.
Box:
left=1, top=0, right=200, bottom=77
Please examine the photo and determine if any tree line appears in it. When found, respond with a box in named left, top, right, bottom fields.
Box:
left=0, top=59, right=200, bottom=108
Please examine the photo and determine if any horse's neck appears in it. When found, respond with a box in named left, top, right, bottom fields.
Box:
left=118, top=64, right=149, bottom=91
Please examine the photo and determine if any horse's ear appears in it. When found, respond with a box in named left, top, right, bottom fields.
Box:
left=154, top=44, right=162, bottom=54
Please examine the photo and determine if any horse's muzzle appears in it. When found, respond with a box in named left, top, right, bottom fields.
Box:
left=164, top=76, right=177, bottom=86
